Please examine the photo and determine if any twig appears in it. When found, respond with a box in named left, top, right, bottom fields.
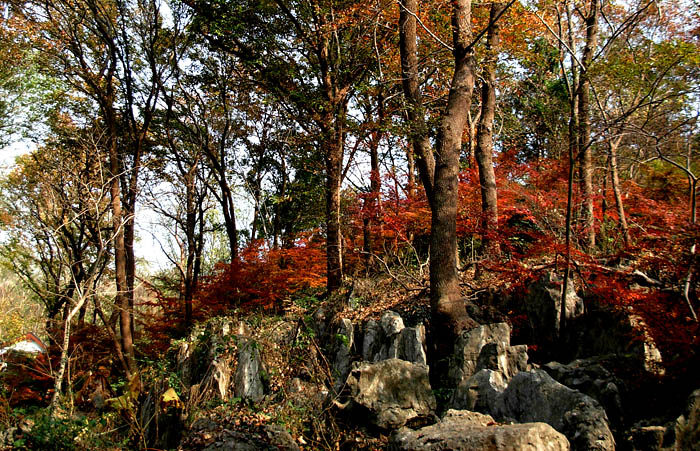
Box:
left=359, top=250, right=424, bottom=291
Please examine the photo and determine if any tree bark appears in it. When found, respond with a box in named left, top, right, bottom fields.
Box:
left=107, top=111, right=136, bottom=377
left=577, top=0, right=599, bottom=251
left=609, top=138, right=631, bottom=246
left=475, top=2, right=505, bottom=258
left=399, top=0, right=479, bottom=372
left=325, top=120, right=345, bottom=292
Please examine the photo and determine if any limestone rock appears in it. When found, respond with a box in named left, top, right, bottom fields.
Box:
left=522, top=271, right=584, bottom=342
left=543, top=358, right=624, bottom=427
left=496, top=369, right=615, bottom=451
left=448, top=322, right=512, bottom=386
left=234, top=336, right=265, bottom=402
left=564, top=304, right=664, bottom=376
left=390, top=410, right=570, bottom=451
left=674, top=388, right=700, bottom=451
left=450, top=369, right=507, bottom=412
left=361, top=312, right=426, bottom=365
left=398, top=325, right=427, bottom=366
left=332, top=319, right=355, bottom=391
left=344, top=359, right=436, bottom=430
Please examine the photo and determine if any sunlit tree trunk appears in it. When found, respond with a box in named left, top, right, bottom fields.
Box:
left=400, top=0, right=480, bottom=372
left=609, top=137, right=631, bottom=246
left=577, top=0, right=599, bottom=251
left=475, top=2, right=505, bottom=258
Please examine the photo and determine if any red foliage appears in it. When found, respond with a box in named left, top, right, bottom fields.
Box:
left=196, top=236, right=326, bottom=315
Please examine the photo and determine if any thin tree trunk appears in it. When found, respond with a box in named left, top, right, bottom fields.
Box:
left=577, top=0, right=599, bottom=251
left=107, top=114, right=136, bottom=377
left=475, top=2, right=505, bottom=258
left=609, top=139, right=631, bottom=246
left=50, top=292, right=87, bottom=413
left=325, top=123, right=344, bottom=292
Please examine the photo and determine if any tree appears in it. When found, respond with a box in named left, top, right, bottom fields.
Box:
left=186, top=0, right=385, bottom=292
left=399, top=0, right=483, bottom=365
left=0, top=118, right=121, bottom=402
left=474, top=2, right=508, bottom=258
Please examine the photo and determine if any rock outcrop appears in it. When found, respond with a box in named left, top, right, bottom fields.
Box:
left=342, top=359, right=436, bottom=430
left=521, top=271, right=584, bottom=343
left=448, top=322, right=529, bottom=394
left=674, top=388, right=700, bottom=450
left=542, top=358, right=624, bottom=427
left=390, top=410, right=570, bottom=451
left=175, top=319, right=266, bottom=403
left=496, top=369, right=615, bottom=451
left=361, top=311, right=427, bottom=365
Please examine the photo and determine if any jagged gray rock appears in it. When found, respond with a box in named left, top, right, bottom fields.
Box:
left=234, top=335, right=265, bottom=403
left=522, top=271, right=584, bottom=342
left=449, top=322, right=525, bottom=387
left=361, top=311, right=426, bottom=365
left=674, top=388, right=700, bottom=451
left=332, top=319, right=354, bottom=391
left=398, top=324, right=427, bottom=365
left=543, top=358, right=624, bottom=427
left=343, top=359, right=436, bottom=430
left=496, top=369, right=615, bottom=451
left=389, top=410, right=570, bottom=451
left=450, top=369, right=507, bottom=412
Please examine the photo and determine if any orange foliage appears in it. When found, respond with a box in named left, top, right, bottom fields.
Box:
left=196, top=237, right=326, bottom=315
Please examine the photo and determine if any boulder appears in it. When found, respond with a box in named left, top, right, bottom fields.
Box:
left=200, top=425, right=299, bottom=451
left=542, top=358, right=624, bottom=427
left=398, top=325, right=427, bottom=366
left=390, top=410, right=570, bottom=451
left=522, top=271, right=584, bottom=343
left=475, top=343, right=529, bottom=381
left=565, top=304, right=664, bottom=376
left=450, top=369, right=506, bottom=412
left=234, top=336, right=265, bottom=403
left=626, top=425, right=666, bottom=451
left=674, top=388, right=700, bottom=451
left=496, top=369, right=615, bottom=451
left=361, top=312, right=427, bottom=365
left=343, top=359, right=436, bottom=430
left=332, top=319, right=355, bottom=391
left=449, top=323, right=510, bottom=384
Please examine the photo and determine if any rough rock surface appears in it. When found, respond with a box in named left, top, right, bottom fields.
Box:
left=343, top=359, right=436, bottom=430
left=496, top=369, right=615, bottom=451
left=522, top=271, right=584, bottom=342
left=449, top=323, right=511, bottom=386
left=197, top=424, right=299, bottom=451
left=361, top=311, right=426, bottom=365
left=332, top=319, right=354, bottom=391
left=450, top=369, right=507, bottom=412
left=449, top=322, right=528, bottom=388
left=674, top=388, right=700, bottom=450
left=234, top=335, right=265, bottom=402
left=542, top=358, right=624, bottom=427
left=389, top=410, right=570, bottom=451
left=565, top=304, right=664, bottom=376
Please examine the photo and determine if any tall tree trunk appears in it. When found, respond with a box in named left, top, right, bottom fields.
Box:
left=325, top=121, right=345, bottom=292
left=273, top=154, right=287, bottom=249
left=577, top=0, right=599, bottom=251
left=362, top=95, right=384, bottom=266
left=475, top=2, right=505, bottom=258
left=219, top=177, right=239, bottom=261
left=399, top=0, right=479, bottom=378
left=609, top=138, right=631, bottom=246
left=406, top=143, right=416, bottom=198
left=107, top=113, right=135, bottom=377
